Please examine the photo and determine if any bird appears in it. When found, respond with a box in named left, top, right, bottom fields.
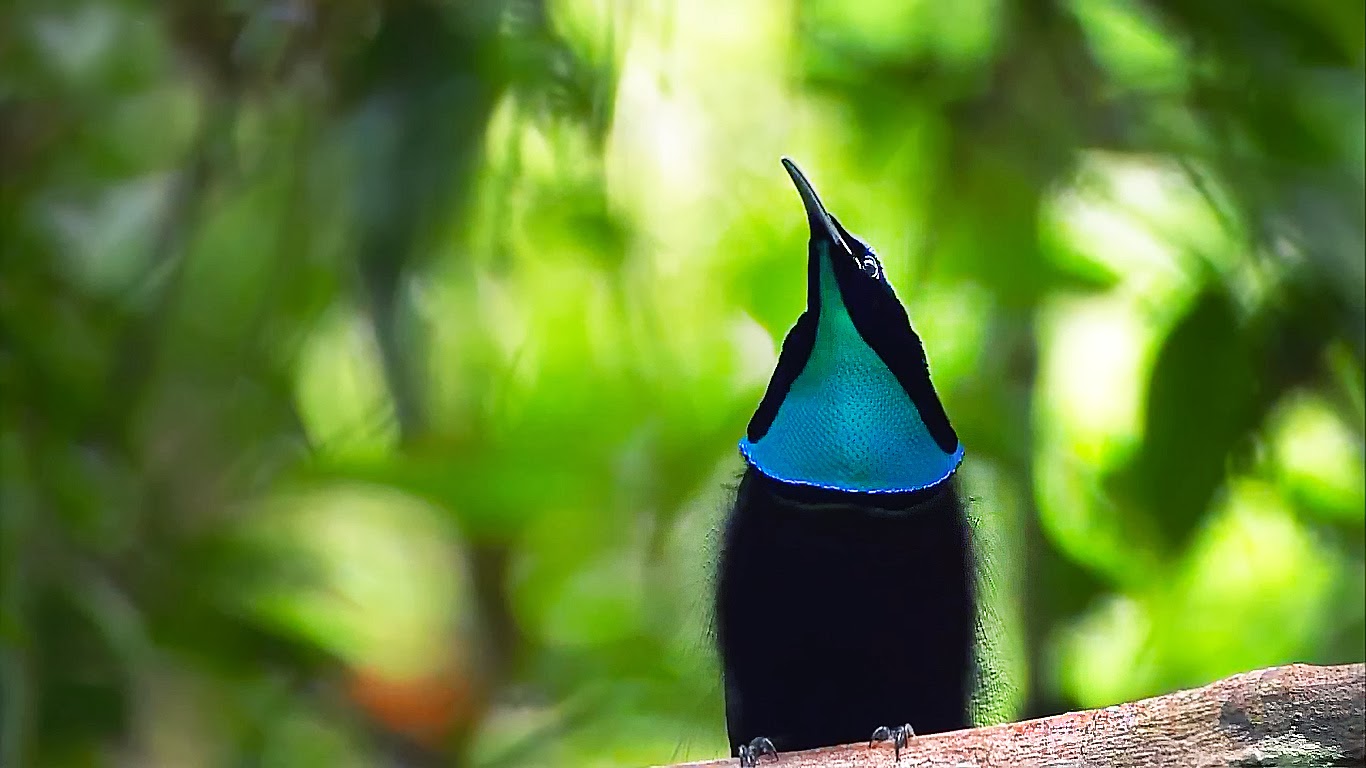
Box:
left=714, top=158, right=978, bottom=766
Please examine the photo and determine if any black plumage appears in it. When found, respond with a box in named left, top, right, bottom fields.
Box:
left=716, top=472, right=975, bottom=753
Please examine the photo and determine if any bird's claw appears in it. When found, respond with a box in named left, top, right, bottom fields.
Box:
left=738, top=736, right=778, bottom=767
left=869, top=723, right=915, bottom=762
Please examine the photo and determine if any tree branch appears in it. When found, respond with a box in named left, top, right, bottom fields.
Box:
left=661, top=663, right=1365, bottom=768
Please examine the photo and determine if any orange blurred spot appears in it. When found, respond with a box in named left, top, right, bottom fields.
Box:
left=346, top=663, right=478, bottom=746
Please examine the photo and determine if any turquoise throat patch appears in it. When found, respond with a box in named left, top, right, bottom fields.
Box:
left=740, top=247, right=964, bottom=494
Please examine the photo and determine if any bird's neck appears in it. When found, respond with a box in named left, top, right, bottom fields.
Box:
left=740, top=255, right=964, bottom=494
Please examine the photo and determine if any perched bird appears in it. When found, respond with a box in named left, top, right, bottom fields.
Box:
left=715, top=159, right=977, bottom=765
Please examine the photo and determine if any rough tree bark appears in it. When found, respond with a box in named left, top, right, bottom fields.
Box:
left=660, top=663, right=1365, bottom=768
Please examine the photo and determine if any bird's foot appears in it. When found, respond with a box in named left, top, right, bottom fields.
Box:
left=737, top=736, right=777, bottom=767
left=869, top=723, right=915, bottom=762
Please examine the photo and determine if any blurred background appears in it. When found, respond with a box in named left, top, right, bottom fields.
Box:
left=2, top=0, right=1363, bottom=766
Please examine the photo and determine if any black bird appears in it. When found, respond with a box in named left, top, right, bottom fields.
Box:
left=715, top=159, right=977, bottom=765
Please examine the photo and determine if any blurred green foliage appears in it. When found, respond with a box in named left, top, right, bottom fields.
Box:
left=1, top=0, right=1363, bottom=766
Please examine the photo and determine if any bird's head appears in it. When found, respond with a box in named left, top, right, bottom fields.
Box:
left=739, top=158, right=963, bottom=495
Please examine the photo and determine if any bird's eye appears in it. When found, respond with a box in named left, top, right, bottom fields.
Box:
left=858, top=255, right=881, bottom=279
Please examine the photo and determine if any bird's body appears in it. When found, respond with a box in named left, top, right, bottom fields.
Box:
left=716, top=159, right=977, bottom=760
left=716, top=471, right=975, bottom=753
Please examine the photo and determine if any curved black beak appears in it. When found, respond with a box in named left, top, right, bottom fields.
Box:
left=781, top=157, right=852, bottom=258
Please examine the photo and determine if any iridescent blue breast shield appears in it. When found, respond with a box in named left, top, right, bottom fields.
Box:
left=740, top=159, right=963, bottom=495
